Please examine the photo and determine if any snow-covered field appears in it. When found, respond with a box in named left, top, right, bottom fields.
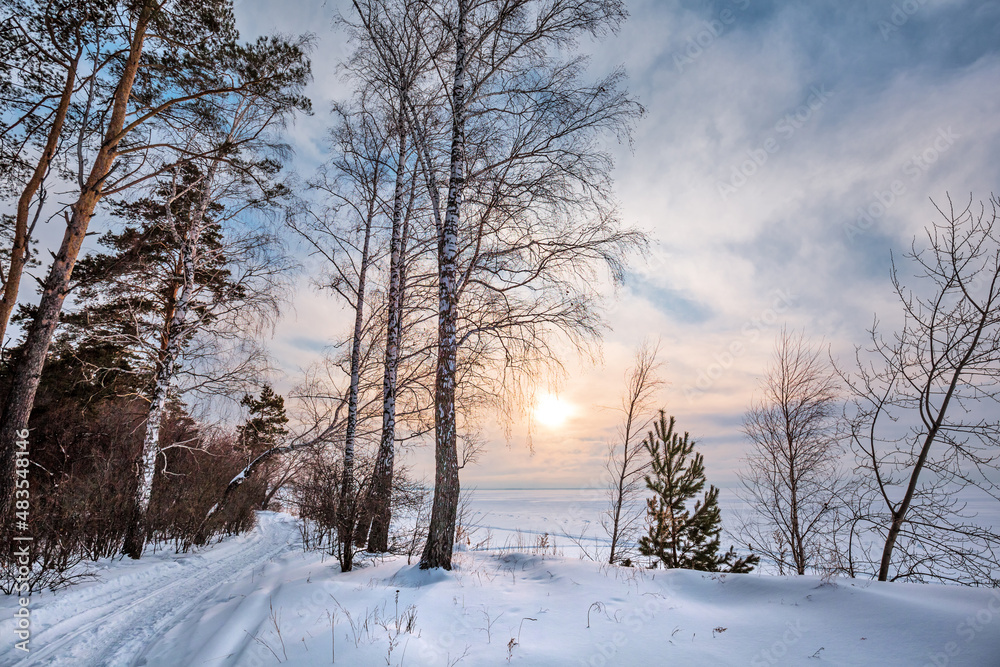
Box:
left=465, top=488, right=1000, bottom=567
left=461, top=488, right=608, bottom=556
left=462, top=488, right=810, bottom=564
left=3, top=499, right=1000, bottom=666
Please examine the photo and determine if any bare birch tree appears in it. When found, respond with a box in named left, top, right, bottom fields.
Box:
left=734, top=328, right=842, bottom=575
left=345, top=0, right=431, bottom=555
left=839, top=194, right=1000, bottom=585
left=338, top=0, right=644, bottom=569
left=602, top=338, right=664, bottom=565
left=291, top=96, right=400, bottom=569
left=407, top=0, right=641, bottom=571
left=61, top=143, right=293, bottom=557
left=128, top=170, right=289, bottom=557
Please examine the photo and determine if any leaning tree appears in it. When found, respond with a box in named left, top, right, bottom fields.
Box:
left=840, top=194, right=1000, bottom=585
left=0, top=0, right=311, bottom=518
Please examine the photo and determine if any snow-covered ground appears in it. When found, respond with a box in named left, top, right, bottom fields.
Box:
left=4, top=508, right=1000, bottom=666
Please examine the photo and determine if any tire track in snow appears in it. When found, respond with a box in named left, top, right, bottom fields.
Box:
left=12, top=525, right=270, bottom=638
left=3, top=514, right=297, bottom=667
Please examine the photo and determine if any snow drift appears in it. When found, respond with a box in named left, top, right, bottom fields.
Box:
left=2, top=512, right=999, bottom=666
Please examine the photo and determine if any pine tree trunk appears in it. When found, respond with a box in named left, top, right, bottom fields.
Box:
left=359, top=128, right=409, bottom=553
left=0, top=6, right=153, bottom=518
left=421, top=0, right=467, bottom=571
left=0, top=55, right=80, bottom=344
left=667, top=438, right=680, bottom=568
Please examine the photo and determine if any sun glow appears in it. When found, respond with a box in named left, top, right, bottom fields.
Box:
left=534, top=393, right=575, bottom=427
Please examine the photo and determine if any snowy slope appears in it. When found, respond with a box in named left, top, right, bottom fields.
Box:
left=3, top=512, right=1000, bottom=666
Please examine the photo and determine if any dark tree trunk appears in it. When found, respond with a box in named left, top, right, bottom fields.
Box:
left=0, top=4, right=153, bottom=517
left=0, top=53, right=80, bottom=343
left=877, top=310, right=982, bottom=581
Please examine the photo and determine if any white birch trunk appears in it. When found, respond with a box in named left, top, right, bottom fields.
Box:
left=421, top=0, right=467, bottom=570
left=126, top=159, right=217, bottom=558
left=338, top=188, right=377, bottom=568
left=341, top=217, right=374, bottom=480
left=363, top=121, right=411, bottom=551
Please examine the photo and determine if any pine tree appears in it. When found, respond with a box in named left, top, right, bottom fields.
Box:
left=0, top=0, right=311, bottom=521
left=236, top=384, right=289, bottom=511
left=64, top=159, right=287, bottom=558
left=639, top=411, right=758, bottom=573
left=238, top=384, right=289, bottom=456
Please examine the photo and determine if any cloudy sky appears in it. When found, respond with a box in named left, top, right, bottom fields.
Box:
left=231, top=0, right=1000, bottom=491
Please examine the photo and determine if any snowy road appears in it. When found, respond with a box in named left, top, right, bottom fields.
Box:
left=1, top=513, right=299, bottom=667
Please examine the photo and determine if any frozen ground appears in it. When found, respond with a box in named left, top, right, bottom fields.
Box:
left=3, top=508, right=1000, bottom=666
left=463, top=488, right=792, bottom=564
left=464, top=488, right=1000, bottom=568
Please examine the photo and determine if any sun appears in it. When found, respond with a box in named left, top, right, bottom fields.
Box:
left=534, top=393, right=575, bottom=427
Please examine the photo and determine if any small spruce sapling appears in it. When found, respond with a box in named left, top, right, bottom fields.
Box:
left=639, top=411, right=758, bottom=573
